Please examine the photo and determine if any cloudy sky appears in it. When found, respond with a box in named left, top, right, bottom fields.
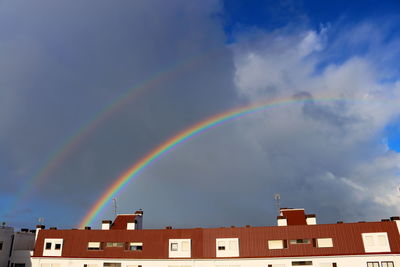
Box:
left=1, top=0, right=400, bottom=229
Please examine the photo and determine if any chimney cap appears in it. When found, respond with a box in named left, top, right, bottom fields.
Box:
left=337, top=221, right=344, bottom=224
left=36, top=225, right=45, bottom=229
left=49, top=227, right=57, bottom=230
left=165, top=226, right=173, bottom=229
left=381, top=219, right=390, bottom=222
left=305, top=214, right=316, bottom=218
left=135, top=210, right=143, bottom=215
left=102, top=220, right=112, bottom=224
left=277, top=216, right=286, bottom=219
left=390, top=216, right=400, bottom=221
left=84, top=226, right=91, bottom=230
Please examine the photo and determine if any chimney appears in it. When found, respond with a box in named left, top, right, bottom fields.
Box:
left=133, top=210, right=144, bottom=230
left=277, top=216, right=288, bottom=226
left=102, top=220, right=112, bottom=230
left=135, top=210, right=143, bottom=216
left=35, top=225, right=45, bottom=242
left=306, top=214, right=317, bottom=225
left=84, top=226, right=91, bottom=230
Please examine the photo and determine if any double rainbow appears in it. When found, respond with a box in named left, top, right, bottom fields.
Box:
left=79, top=95, right=356, bottom=227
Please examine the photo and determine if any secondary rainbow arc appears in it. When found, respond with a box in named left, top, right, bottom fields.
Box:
left=6, top=47, right=223, bottom=217
left=79, top=96, right=360, bottom=228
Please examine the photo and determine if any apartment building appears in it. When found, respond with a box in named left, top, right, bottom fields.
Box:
left=0, top=225, right=35, bottom=267
left=31, top=209, right=400, bottom=267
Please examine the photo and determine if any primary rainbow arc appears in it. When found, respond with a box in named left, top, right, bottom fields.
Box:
left=79, top=96, right=353, bottom=228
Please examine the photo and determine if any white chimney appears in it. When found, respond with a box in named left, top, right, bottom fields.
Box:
left=277, top=216, right=287, bottom=226
left=35, top=225, right=45, bottom=242
left=101, top=220, right=111, bottom=230
left=306, top=214, right=317, bottom=225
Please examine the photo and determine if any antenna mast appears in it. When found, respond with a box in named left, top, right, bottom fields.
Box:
left=112, top=198, right=118, bottom=218
left=274, top=194, right=281, bottom=215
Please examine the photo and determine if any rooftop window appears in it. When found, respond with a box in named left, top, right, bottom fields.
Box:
left=87, top=242, right=101, bottom=250
left=128, top=242, right=143, bottom=251
left=106, top=242, right=124, bottom=248
left=292, top=261, right=312, bottom=266
left=290, top=239, right=310, bottom=245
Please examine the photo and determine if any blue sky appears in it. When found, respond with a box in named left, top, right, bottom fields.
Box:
left=1, top=0, right=400, bottom=229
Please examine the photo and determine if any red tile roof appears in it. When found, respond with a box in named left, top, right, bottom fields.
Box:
left=110, top=215, right=137, bottom=230
left=33, top=221, right=400, bottom=259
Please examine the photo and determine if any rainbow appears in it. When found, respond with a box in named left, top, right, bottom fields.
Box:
left=7, top=46, right=224, bottom=216
left=79, top=95, right=358, bottom=227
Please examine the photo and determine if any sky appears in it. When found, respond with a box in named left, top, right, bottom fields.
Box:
left=1, top=0, right=400, bottom=229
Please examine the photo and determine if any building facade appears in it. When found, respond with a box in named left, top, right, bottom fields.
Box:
left=0, top=225, right=35, bottom=267
left=31, top=209, right=400, bottom=267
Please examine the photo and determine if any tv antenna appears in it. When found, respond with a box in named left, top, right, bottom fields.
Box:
left=112, top=198, right=118, bottom=218
left=38, top=217, right=45, bottom=225
left=274, top=194, right=281, bottom=215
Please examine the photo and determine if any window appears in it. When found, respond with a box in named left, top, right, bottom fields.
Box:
left=292, top=261, right=312, bottom=266
left=14, top=264, right=26, bottom=267
left=381, top=262, right=394, bottom=267
left=181, top=241, right=190, bottom=252
left=103, top=263, right=121, bottom=267
left=88, top=242, right=101, bottom=250
left=171, top=243, right=178, bottom=251
left=106, top=242, right=124, bottom=247
left=127, top=222, right=135, bottom=230
left=215, top=238, right=239, bottom=257
left=290, top=239, right=310, bottom=245
left=169, top=239, right=191, bottom=258
left=317, top=238, right=333, bottom=248
left=362, top=233, right=391, bottom=253
left=268, top=240, right=287, bottom=249
left=129, top=242, right=143, bottom=251
left=43, top=238, right=63, bottom=257
left=367, top=263, right=379, bottom=267
left=0, top=241, right=3, bottom=250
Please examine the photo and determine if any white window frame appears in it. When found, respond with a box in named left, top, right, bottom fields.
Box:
left=362, top=232, right=391, bottom=253
left=42, top=239, right=63, bottom=257
left=168, top=239, right=191, bottom=258
left=216, top=238, right=239, bottom=258
left=316, top=238, right=333, bottom=248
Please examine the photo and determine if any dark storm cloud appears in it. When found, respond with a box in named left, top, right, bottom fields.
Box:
left=0, top=0, right=237, bottom=227
left=1, top=0, right=399, bottom=230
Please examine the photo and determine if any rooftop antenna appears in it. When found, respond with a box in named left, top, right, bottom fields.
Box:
left=112, top=198, right=118, bottom=218
left=274, top=194, right=281, bottom=215
left=38, top=217, right=45, bottom=225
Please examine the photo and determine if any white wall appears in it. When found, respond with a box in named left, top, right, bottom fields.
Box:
left=31, top=254, right=400, bottom=267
